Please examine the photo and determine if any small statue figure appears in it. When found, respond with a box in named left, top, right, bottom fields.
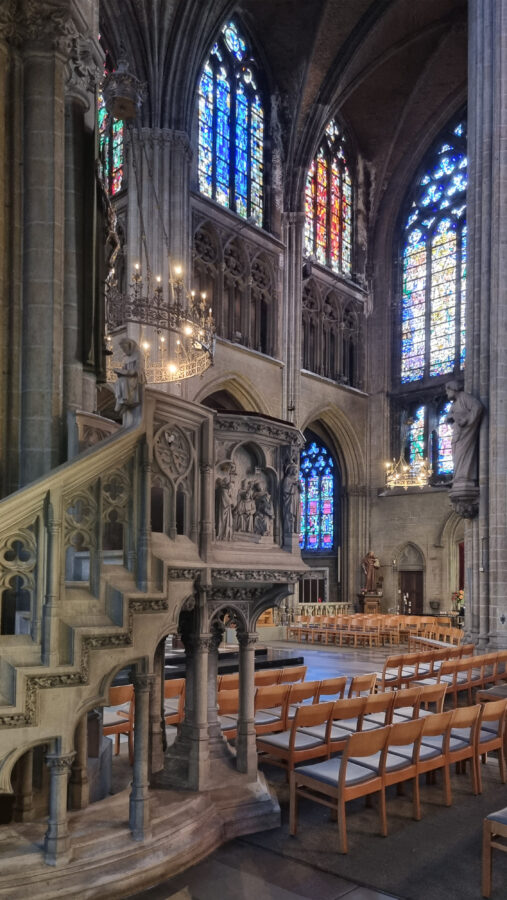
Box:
left=281, top=463, right=301, bottom=534
left=362, top=550, right=380, bottom=593
left=235, top=480, right=255, bottom=533
left=445, top=380, right=484, bottom=486
left=253, top=482, right=274, bottom=536
left=215, top=477, right=234, bottom=541
left=113, top=338, right=145, bottom=420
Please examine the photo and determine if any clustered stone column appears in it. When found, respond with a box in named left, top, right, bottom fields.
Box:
left=69, top=713, right=90, bottom=810
left=129, top=672, right=155, bottom=841
left=467, top=0, right=507, bottom=647
left=281, top=212, right=305, bottom=423
left=44, top=750, right=76, bottom=865
left=236, top=631, right=258, bottom=778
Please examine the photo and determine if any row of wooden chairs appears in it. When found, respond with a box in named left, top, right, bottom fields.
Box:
left=217, top=665, right=307, bottom=692
left=288, top=696, right=507, bottom=854
left=287, top=614, right=461, bottom=648
left=218, top=674, right=378, bottom=740
left=376, top=645, right=475, bottom=692
left=408, top=625, right=465, bottom=649
left=412, top=650, right=507, bottom=706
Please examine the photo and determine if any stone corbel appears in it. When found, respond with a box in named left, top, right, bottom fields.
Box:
left=448, top=484, right=480, bottom=520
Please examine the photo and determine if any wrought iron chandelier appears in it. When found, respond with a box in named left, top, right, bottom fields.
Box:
left=385, top=455, right=432, bottom=490
left=101, top=51, right=215, bottom=384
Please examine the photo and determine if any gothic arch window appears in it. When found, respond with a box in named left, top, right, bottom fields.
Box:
left=400, top=119, right=467, bottom=385
left=402, top=398, right=454, bottom=479
left=97, top=87, right=124, bottom=196
left=299, top=436, right=338, bottom=552
left=304, top=119, right=352, bottom=276
left=198, top=21, right=264, bottom=225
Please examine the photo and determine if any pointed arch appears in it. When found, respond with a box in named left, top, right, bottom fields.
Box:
left=194, top=372, right=271, bottom=415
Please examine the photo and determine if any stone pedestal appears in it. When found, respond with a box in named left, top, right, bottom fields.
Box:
left=44, top=751, right=75, bottom=865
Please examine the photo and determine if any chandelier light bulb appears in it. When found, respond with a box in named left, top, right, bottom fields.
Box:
left=174, top=265, right=182, bottom=277
left=134, top=262, right=140, bottom=271
left=142, top=341, right=150, bottom=351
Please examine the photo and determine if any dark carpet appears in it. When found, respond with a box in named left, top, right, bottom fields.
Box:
left=244, top=759, right=507, bottom=900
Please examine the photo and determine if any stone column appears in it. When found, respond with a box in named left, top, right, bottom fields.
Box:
left=149, top=642, right=165, bottom=778
left=467, top=1, right=507, bottom=647
left=13, top=749, right=34, bottom=822
left=42, top=488, right=63, bottom=666
left=281, top=212, right=305, bottom=422
left=199, top=459, right=213, bottom=560
left=207, top=621, right=232, bottom=762
left=129, top=672, right=155, bottom=841
left=137, top=441, right=152, bottom=591
left=20, top=21, right=68, bottom=484
left=186, top=634, right=211, bottom=790
left=0, top=34, right=10, bottom=495
left=236, top=631, right=258, bottom=779
left=44, top=751, right=76, bottom=865
left=69, top=713, right=89, bottom=810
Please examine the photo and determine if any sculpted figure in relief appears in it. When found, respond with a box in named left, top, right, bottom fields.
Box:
left=253, top=482, right=274, bottom=536
left=215, top=477, right=234, bottom=541
left=281, top=463, right=301, bottom=534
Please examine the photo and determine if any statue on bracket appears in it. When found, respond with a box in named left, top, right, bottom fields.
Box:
left=361, top=550, right=380, bottom=593
left=253, top=481, right=274, bottom=536
left=445, top=380, right=484, bottom=518
left=215, top=475, right=235, bottom=541
left=114, top=338, right=145, bottom=424
left=234, top=480, right=256, bottom=533
left=281, top=462, right=301, bottom=535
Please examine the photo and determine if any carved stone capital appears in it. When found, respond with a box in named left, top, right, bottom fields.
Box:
left=237, top=632, right=258, bottom=648
left=46, top=751, right=76, bottom=773
left=448, top=484, right=480, bottom=519
left=133, top=673, right=156, bottom=692
left=21, top=1, right=79, bottom=55
left=65, top=33, right=101, bottom=105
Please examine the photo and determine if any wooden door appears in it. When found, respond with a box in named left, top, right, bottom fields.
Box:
left=399, top=571, right=423, bottom=615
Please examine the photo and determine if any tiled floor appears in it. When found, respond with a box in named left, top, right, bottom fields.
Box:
left=126, top=641, right=401, bottom=900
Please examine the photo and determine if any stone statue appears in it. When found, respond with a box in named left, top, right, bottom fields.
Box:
left=235, top=480, right=255, bottom=533
left=362, top=550, right=380, bottom=593
left=445, top=381, right=484, bottom=486
left=281, top=463, right=301, bottom=534
left=215, top=477, right=234, bottom=541
left=253, top=482, right=274, bottom=536
left=113, top=338, right=145, bottom=419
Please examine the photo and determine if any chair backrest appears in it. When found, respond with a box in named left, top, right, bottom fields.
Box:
left=288, top=681, right=320, bottom=705
left=363, top=691, right=395, bottom=724
left=108, top=683, right=134, bottom=708
left=392, top=686, right=422, bottom=715
left=316, top=676, right=347, bottom=701
left=164, top=678, right=185, bottom=700
left=460, top=643, right=476, bottom=658
left=218, top=689, right=239, bottom=715
left=418, top=682, right=447, bottom=712
left=449, top=703, right=482, bottom=746
left=254, top=683, right=290, bottom=712
left=279, top=665, right=307, bottom=684
left=330, top=696, right=367, bottom=726
left=388, top=717, right=424, bottom=760
left=341, top=725, right=391, bottom=774
left=480, top=697, right=507, bottom=735
left=348, top=673, right=377, bottom=697
left=421, top=708, right=453, bottom=739
left=254, top=668, right=282, bottom=686
left=219, top=673, right=239, bottom=690
left=292, top=701, right=334, bottom=735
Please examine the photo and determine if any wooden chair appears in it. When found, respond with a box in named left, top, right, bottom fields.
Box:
left=217, top=689, right=239, bottom=740
left=390, top=686, right=422, bottom=723
left=300, top=696, right=367, bottom=756
left=361, top=691, right=395, bottom=729
left=315, top=676, right=347, bottom=702
left=289, top=725, right=390, bottom=853
left=417, top=682, right=448, bottom=715
left=254, top=684, right=290, bottom=735
left=348, top=673, right=377, bottom=697
left=376, top=654, right=405, bottom=692
left=476, top=698, right=507, bottom=793
left=219, top=672, right=239, bottom=691
left=103, top=684, right=134, bottom=765
left=254, top=668, right=282, bottom=686
left=417, top=709, right=454, bottom=808
left=285, top=681, right=321, bottom=726
left=279, top=665, right=307, bottom=684
left=482, top=806, right=507, bottom=898
left=256, top=701, right=334, bottom=775
left=448, top=703, right=482, bottom=798
left=164, top=678, right=185, bottom=727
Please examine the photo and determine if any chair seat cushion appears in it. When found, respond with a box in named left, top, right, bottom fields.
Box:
left=103, top=708, right=130, bottom=727
left=258, top=730, right=324, bottom=751
left=259, top=706, right=284, bottom=718
left=486, top=807, right=507, bottom=824
left=440, top=673, right=469, bottom=684
left=256, top=710, right=282, bottom=724
left=349, top=750, right=415, bottom=773
left=362, top=713, right=390, bottom=727
left=421, top=735, right=467, bottom=753
left=482, top=719, right=501, bottom=735
left=391, top=709, right=417, bottom=722
left=219, top=715, right=237, bottom=732
left=296, top=757, right=377, bottom=788
left=164, top=699, right=180, bottom=713
left=412, top=678, right=439, bottom=687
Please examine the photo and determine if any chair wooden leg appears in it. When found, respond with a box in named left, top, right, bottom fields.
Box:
left=289, top=774, right=298, bottom=836
left=338, top=799, right=348, bottom=854
left=379, top=788, right=387, bottom=837
left=443, top=764, right=452, bottom=807
left=412, top=775, right=421, bottom=821
left=499, top=746, right=507, bottom=784
left=482, top=819, right=492, bottom=898
left=115, top=734, right=120, bottom=756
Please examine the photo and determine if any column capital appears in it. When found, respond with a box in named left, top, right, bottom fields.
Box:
left=65, top=33, right=102, bottom=106
left=237, top=631, right=258, bottom=648
left=46, top=751, right=76, bottom=773
left=133, top=672, right=156, bottom=692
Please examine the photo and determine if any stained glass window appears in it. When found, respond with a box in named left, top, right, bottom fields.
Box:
left=437, top=401, right=453, bottom=475
left=97, top=88, right=124, bottom=196
left=401, top=119, right=467, bottom=383
left=407, top=406, right=425, bottom=466
left=198, top=21, right=264, bottom=226
left=299, top=440, right=335, bottom=552
left=305, top=120, right=352, bottom=276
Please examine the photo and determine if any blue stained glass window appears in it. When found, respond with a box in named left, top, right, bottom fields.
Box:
left=198, top=21, right=264, bottom=225
left=97, top=85, right=124, bottom=196
left=400, top=117, right=467, bottom=384
left=437, top=402, right=453, bottom=475
left=299, top=440, right=336, bottom=552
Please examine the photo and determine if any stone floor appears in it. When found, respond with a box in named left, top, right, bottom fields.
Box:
left=125, top=641, right=401, bottom=900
